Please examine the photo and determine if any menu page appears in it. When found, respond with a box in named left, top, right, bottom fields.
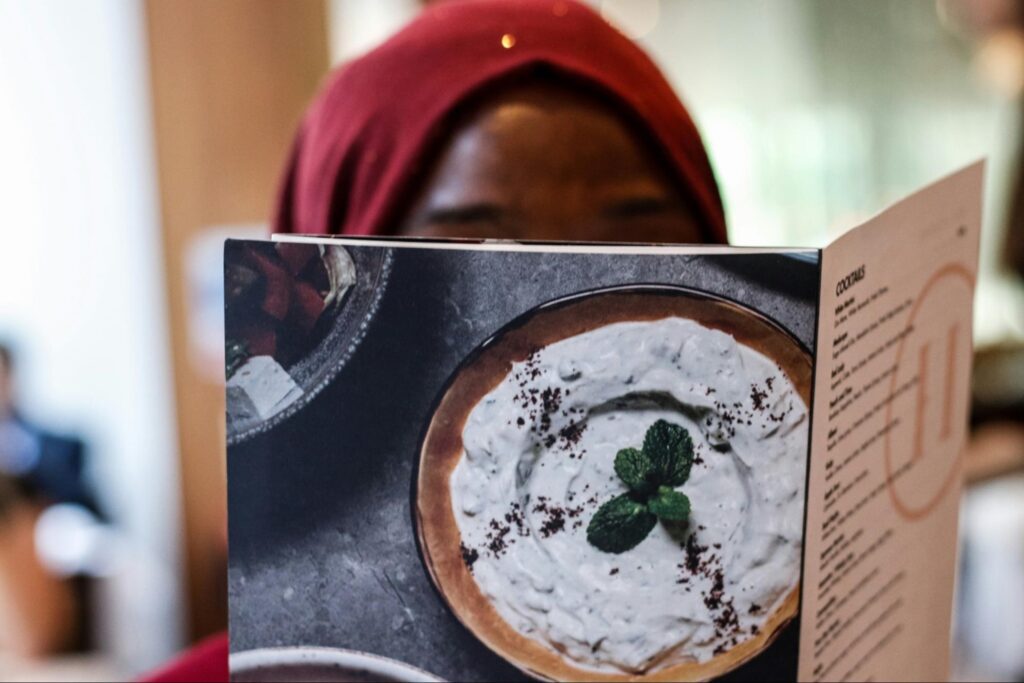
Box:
left=799, top=162, right=984, bottom=682
left=228, top=238, right=821, bottom=681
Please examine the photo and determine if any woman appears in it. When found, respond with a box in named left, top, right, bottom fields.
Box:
left=275, top=0, right=726, bottom=244
left=145, top=1, right=725, bottom=680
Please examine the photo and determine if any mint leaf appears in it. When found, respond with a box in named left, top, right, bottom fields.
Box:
left=614, top=448, right=656, bottom=494
left=586, top=494, right=657, bottom=554
left=642, top=420, right=694, bottom=487
left=647, top=486, right=691, bottom=521
left=586, top=421, right=698, bottom=554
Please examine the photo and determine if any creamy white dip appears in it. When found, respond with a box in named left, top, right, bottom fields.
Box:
left=450, top=317, right=807, bottom=674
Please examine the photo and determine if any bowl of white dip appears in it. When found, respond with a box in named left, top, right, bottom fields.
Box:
left=229, top=647, right=443, bottom=682
left=416, top=286, right=811, bottom=681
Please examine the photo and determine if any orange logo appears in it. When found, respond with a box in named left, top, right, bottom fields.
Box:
left=883, top=264, right=974, bottom=520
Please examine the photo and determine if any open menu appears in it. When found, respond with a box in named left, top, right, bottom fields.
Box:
left=225, top=162, right=982, bottom=682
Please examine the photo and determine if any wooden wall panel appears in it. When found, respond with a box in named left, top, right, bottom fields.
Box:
left=145, top=0, right=329, bottom=641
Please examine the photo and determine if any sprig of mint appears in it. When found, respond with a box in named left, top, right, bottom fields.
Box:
left=587, top=420, right=694, bottom=554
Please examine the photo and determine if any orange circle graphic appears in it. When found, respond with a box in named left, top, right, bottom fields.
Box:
left=883, top=263, right=974, bottom=520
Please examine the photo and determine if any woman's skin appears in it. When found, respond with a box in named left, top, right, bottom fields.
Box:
left=398, top=81, right=704, bottom=243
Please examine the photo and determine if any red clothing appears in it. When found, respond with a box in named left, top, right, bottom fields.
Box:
left=140, top=633, right=228, bottom=683
left=275, top=0, right=726, bottom=243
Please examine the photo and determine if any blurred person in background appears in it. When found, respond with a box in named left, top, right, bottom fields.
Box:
left=0, top=342, right=104, bottom=659
left=0, top=342, right=103, bottom=519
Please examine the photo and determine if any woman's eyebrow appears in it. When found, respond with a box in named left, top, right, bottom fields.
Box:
left=601, top=195, right=678, bottom=219
left=424, top=202, right=507, bottom=225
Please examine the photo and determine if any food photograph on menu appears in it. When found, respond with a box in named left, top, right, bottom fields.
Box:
left=226, top=239, right=817, bottom=682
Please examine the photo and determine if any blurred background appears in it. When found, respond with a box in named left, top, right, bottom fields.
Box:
left=0, top=0, right=1022, bottom=680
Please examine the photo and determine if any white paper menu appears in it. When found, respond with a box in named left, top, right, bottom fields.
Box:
left=230, top=163, right=985, bottom=683
left=799, top=162, right=984, bottom=681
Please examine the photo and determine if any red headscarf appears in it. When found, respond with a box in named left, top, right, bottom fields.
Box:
left=274, top=0, right=727, bottom=243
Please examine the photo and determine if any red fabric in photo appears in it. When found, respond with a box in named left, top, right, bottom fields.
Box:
left=274, top=0, right=726, bottom=243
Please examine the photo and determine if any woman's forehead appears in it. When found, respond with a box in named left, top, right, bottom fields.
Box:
left=430, top=80, right=679, bottom=189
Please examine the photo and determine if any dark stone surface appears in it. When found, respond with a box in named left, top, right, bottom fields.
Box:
left=228, top=246, right=819, bottom=681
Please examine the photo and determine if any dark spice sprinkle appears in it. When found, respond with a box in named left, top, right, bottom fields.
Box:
left=750, top=383, right=769, bottom=412
left=486, top=517, right=514, bottom=557
left=678, top=532, right=747, bottom=643
left=520, top=355, right=600, bottom=458
left=460, top=543, right=479, bottom=570
left=559, top=419, right=586, bottom=446
left=705, top=570, right=725, bottom=609
left=541, top=512, right=565, bottom=536
left=513, top=360, right=590, bottom=455
left=504, top=502, right=528, bottom=537
left=533, top=497, right=585, bottom=538
left=609, top=568, right=619, bottom=576
left=683, top=535, right=708, bottom=573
